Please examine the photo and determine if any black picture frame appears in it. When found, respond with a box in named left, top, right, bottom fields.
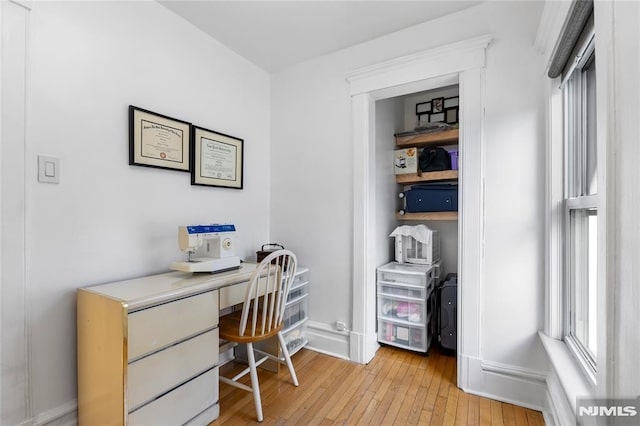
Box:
left=129, top=105, right=191, bottom=172
left=444, top=96, right=459, bottom=109
left=445, top=107, right=459, bottom=124
left=416, top=101, right=432, bottom=115
left=191, top=125, right=244, bottom=189
left=431, top=97, right=445, bottom=113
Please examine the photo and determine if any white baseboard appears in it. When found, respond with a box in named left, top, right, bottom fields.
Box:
left=459, top=354, right=549, bottom=413
left=304, top=320, right=351, bottom=360
left=32, top=399, right=77, bottom=426
left=544, top=367, right=575, bottom=426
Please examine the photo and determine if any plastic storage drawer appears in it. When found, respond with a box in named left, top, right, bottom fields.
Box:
left=377, top=318, right=429, bottom=352
left=287, top=281, right=309, bottom=303
left=376, top=262, right=434, bottom=287
left=283, top=294, right=308, bottom=330
left=291, top=267, right=309, bottom=289
left=377, top=293, right=430, bottom=324
left=377, top=281, right=428, bottom=299
left=282, top=320, right=307, bottom=355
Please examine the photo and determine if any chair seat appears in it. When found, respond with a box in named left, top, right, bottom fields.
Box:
left=219, top=309, right=283, bottom=343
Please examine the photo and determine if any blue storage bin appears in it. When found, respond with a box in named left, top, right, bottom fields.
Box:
left=405, top=184, right=458, bottom=212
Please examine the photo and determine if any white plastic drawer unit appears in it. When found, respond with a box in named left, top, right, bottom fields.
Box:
left=377, top=318, right=429, bottom=352
left=376, top=262, right=434, bottom=289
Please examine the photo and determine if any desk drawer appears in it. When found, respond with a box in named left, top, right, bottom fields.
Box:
left=127, top=328, right=219, bottom=412
left=128, top=367, right=218, bottom=425
left=219, top=277, right=275, bottom=310
left=219, top=282, right=248, bottom=310
left=128, top=291, right=218, bottom=360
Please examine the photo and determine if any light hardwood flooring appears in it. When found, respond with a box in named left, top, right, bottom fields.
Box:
left=213, top=345, right=545, bottom=425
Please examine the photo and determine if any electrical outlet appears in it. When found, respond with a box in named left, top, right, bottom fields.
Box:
left=336, top=321, right=347, bottom=331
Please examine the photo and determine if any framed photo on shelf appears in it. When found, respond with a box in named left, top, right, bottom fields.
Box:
left=445, top=107, right=459, bottom=124
left=191, top=126, right=244, bottom=189
left=431, top=97, right=444, bottom=113
left=444, top=96, right=459, bottom=108
left=129, top=106, right=191, bottom=172
left=415, top=101, right=431, bottom=115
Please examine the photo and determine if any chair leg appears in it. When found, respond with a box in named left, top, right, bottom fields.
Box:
left=277, top=332, right=299, bottom=386
left=246, top=342, right=264, bottom=422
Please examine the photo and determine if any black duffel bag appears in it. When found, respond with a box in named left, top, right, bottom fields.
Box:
left=419, top=147, right=451, bottom=172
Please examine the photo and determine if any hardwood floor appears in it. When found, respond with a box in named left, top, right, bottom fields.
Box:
left=213, top=345, right=545, bottom=425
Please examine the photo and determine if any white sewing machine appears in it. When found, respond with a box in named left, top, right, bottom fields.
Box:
left=170, top=224, right=241, bottom=273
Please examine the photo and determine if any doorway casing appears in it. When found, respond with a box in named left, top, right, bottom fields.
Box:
left=347, top=35, right=491, bottom=391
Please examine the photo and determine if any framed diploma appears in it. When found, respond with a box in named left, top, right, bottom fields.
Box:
left=191, top=126, right=244, bottom=189
left=129, top=105, right=191, bottom=172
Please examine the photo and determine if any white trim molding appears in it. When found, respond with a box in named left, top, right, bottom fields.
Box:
left=347, top=34, right=492, bottom=383
left=459, top=354, right=548, bottom=412
left=347, top=34, right=492, bottom=96
left=32, top=399, right=77, bottom=426
left=304, top=320, right=350, bottom=361
left=539, top=331, right=595, bottom=425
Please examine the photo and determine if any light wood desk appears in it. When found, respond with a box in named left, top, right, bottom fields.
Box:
left=77, top=263, right=259, bottom=426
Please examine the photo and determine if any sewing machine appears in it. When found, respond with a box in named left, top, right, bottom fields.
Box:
left=170, top=224, right=241, bottom=273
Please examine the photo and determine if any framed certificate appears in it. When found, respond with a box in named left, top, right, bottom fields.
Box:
left=129, top=106, right=191, bottom=172
left=191, top=126, right=244, bottom=189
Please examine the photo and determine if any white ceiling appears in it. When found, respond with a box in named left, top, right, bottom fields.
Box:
left=159, top=1, right=482, bottom=72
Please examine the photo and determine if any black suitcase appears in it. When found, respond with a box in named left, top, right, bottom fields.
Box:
left=405, top=184, right=458, bottom=212
left=438, top=278, right=457, bottom=352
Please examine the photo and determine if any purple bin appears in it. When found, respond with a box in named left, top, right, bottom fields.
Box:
left=448, top=150, right=459, bottom=170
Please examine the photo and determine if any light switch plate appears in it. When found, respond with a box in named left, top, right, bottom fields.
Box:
left=38, top=155, right=60, bottom=183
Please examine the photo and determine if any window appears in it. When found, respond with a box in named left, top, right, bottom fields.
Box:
left=562, top=18, right=597, bottom=379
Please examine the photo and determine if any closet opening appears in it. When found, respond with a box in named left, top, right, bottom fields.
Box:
left=348, top=35, right=489, bottom=393
left=373, top=84, right=460, bottom=361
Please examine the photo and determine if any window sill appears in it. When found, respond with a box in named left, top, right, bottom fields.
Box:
left=538, top=331, right=594, bottom=411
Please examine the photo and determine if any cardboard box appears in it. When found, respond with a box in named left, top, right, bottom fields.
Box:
left=393, top=148, right=418, bottom=175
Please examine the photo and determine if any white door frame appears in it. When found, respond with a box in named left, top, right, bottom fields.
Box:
left=347, top=35, right=491, bottom=390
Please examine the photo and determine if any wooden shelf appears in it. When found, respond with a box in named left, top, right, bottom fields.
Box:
left=396, top=211, right=458, bottom=221
left=395, top=129, right=459, bottom=148
left=394, top=129, right=459, bottom=222
left=396, top=170, right=458, bottom=184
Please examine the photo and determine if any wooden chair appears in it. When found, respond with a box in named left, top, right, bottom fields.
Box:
left=218, top=250, right=299, bottom=422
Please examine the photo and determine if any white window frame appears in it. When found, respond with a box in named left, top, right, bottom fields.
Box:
left=560, top=21, right=599, bottom=386
left=542, top=3, right=615, bottom=420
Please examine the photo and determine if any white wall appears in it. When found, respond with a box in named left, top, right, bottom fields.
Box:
left=374, top=97, right=402, bottom=267
left=270, top=60, right=353, bottom=328
left=271, top=0, right=547, bottom=376
left=2, top=1, right=270, bottom=423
